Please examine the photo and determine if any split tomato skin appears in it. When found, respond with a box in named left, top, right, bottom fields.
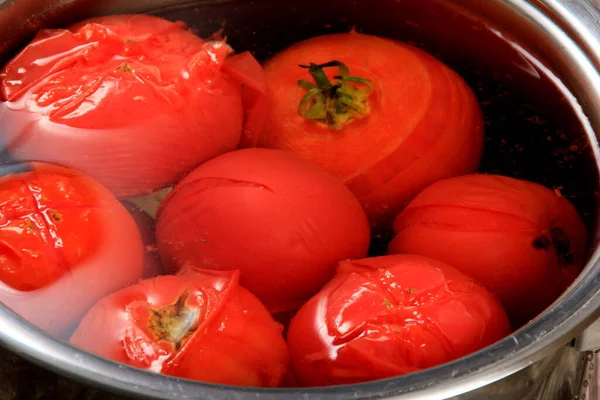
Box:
left=0, top=163, right=143, bottom=337
left=156, top=148, right=371, bottom=314
left=70, top=270, right=290, bottom=387
left=252, top=32, right=484, bottom=228
left=287, top=254, right=511, bottom=386
left=0, top=14, right=244, bottom=198
left=388, top=174, right=588, bottom=326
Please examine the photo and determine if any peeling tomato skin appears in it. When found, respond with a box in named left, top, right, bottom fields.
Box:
left=156, top=148, right=371, bottom=314
left=388, top=174, right=588, bottom=326
left=0, top=14, right=244, bottom=198
left=287, top=255, right=510, bottom=387
left=0, top=162, right=143, bottom=337
left=70, top=271, right=290, bottom=387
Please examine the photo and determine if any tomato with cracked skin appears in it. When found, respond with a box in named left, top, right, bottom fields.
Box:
left=287, top=254, right=511, bottom=386
left=0, top=162, right=143, bottom=337
left=70, top=270, right=290, bottom=387
left=0, top=14, right=264, bottom=198
left=245, top=32, right=484, bottom=229
left=388, top=174, right=588, bottom=326
left=156, top=148, right=370, bottom=314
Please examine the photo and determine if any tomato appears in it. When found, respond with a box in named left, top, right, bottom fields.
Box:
left=245, top=32, right=483, bottom=229
left=287, top=254, right=510, bottom=386
left=223, top=51, right=269, bottom=147
left=70, top=270, right=290, bottom=387
left=156, top=148, right=370, bottom=313
left=0, top=162, right=143, bottom=337
left=0, top=14, right=245, bottom=198
left=388, top=174, right=588, bottom=326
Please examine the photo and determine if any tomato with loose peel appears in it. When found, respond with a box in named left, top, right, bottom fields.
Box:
left=223, top=51, right=269, bottom=147
left=388, top=174, right=588, bottom=326
left=0, top=14, right=251, bottom=198
left=70, top=270, right=290, bottom=387
left=156, top=148, right=370, bottom=314
left=248, top=32, right=484, bottom=229
left=0, top=162, right=143, bottom=337
left=287, top=254, right=511, bottom=386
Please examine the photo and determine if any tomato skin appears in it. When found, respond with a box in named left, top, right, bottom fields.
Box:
left=251, top=32, right=483, bottom=228
left=0, top=162, right=143, bottom=337
left=287, top=254, right=510, bottom=386
left=223, top=51, right=269, bottom=147
left=70, top=270, right=290, bottom=387
left=388, top=174, right=588, bottom=326
left=0, top=14, right=243, bottom=198
left=156, top=148, right=370, bottom=313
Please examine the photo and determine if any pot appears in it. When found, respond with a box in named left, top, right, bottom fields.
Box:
left=1, top=0, right=600, bottom=399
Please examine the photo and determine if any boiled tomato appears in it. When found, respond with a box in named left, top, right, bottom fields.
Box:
left=70, top=270, right=289, bottom=387
left=0, top=14, right=247, bottom=198
left=287, top=254, right=510, bottom=386
left=0, top=162, right=143, bottom=337
left=156, top=148, right=370, bottom=313
left=248, top=32, right=484, bottom=229
left=388, top=174, right=588, bottom=326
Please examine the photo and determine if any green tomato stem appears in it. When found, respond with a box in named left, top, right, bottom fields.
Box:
left=297, top=60, right=373, bottom=130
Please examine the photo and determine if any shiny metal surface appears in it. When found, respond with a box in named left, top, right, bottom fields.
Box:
left=1, top=0, right=600, bottom=399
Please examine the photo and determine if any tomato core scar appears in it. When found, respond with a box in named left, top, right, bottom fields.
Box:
left=148, top=291, right=200, bottom=350
left=531, top=227, right=573, bottom=265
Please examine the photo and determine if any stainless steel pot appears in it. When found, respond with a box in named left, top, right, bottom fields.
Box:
left=1, top=0, right=600, bottom=399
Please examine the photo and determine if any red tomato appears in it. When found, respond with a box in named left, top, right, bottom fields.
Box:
left=246, top=32, right=484, bottom=229
left=156, top=148, right=370, bottom=313
left=223, top=51, right=269, bottom=147
left=287, top=254, right=510, bottom=386
left=70, top=270, right=290, bottom=387
left=0, top=14, right=245, bottom=198
left=0, top=162, right=143, bottom=337
left=388, top=174, right=588, bottom=326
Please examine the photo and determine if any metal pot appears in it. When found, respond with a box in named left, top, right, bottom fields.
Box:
left=1, top=0, right=600, bottom=399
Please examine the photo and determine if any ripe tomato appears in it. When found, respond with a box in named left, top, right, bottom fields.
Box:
left=223, top=51, right=269, bottom=147
left=70, top=270, right=290, bottom=387
left=0, top=14, right=246, bottom=198
left=287, top=254, right=510, bottom=386
left=388, top=174, right=588, bottom=326
left=246, top=32, right=483, bottom=228
left=0, top=162, right=143, bottom=337
left=156, top=148, right=370, bottom=313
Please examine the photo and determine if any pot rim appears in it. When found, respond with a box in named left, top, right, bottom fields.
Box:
left=2, top=0, right=600, bottom=399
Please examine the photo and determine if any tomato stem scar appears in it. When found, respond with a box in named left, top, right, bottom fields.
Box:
left=48, top=209, right=62, bottom=222
left=532, top=228, right=574, bottom=265
left=550, top=227, right=574, bottom=265
left=383, top=298, right=394, bottom=309
left=148, top=291, right=200, bottom=350
left=115, top=63, right=133, bottom=73
left=297, top=60, right=373, bottom=130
